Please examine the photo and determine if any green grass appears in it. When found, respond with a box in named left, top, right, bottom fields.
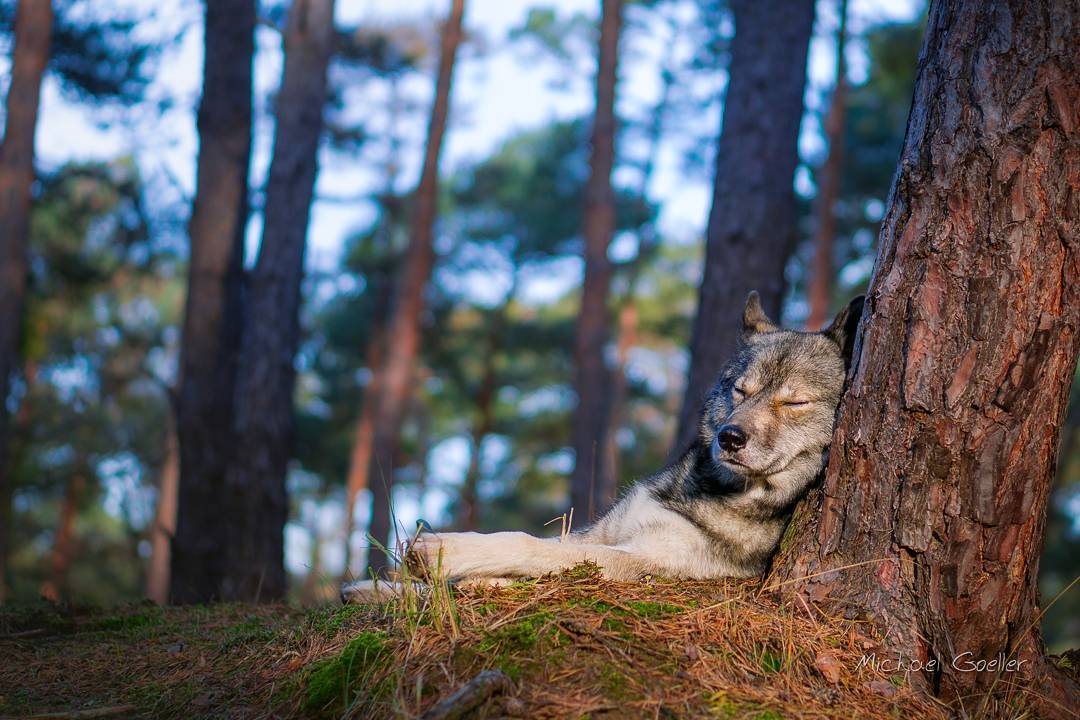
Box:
left=303, top=631, right=393, bottom=717
left=0, top=567, right=960, bottom=719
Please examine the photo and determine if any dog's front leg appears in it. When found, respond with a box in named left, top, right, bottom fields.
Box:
left=408, top=531, right=650, bottom=581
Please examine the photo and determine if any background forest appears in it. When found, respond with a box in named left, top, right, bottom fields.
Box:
left=0, top=0, right=1077, bottom=656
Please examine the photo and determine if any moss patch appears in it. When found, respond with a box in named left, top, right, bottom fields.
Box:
left=303, top=631, right=393, bottom=717
left=1, top=570, right=959, bottom=720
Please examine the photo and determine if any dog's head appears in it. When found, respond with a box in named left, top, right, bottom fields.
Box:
left=700, top=292, right=864, bottom=479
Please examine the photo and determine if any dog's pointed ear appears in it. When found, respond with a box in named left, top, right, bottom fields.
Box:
left=742, top=291, right=778, bottom=338
left=823, top=295, right=865, bottom=363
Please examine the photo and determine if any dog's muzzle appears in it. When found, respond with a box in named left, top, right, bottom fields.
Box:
left=717, top=424, right=748, bottom=452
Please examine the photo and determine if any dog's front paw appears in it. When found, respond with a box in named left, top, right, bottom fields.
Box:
left=340, top=579, right=393, bottom=604
left=405, top=532, right=495, bottom=580
left=405, top=533, right=449, bottom=578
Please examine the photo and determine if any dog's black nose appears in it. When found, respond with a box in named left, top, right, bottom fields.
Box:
left=717, top=424, right=748, bottom=452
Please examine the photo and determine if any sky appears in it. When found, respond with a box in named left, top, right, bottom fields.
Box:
left=30, top=0, right=922, bottom=270
left=16, top=0, right=923, bottom=578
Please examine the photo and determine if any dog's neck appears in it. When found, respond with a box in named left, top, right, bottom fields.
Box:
left=681, top=439, right=822, bottom=518
left=687, top=440, right=749, bottom=495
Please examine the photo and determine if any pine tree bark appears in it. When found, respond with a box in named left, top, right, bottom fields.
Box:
left=771, top=0, right=1080, bottom=714
left=569, top=0, right=623, bottom=522
left=171, top=0, right=255, bottom=604
left=222, top=0, right=335, bottom=602
left=366, top=0, right=465, bottom=576
left=674, top=0, right=815, bottom=456
left=146, top=408, right=179, bottom=604
left=0, top=0, right=52, bottom=606
left=806, top=0, right=848, bottom=331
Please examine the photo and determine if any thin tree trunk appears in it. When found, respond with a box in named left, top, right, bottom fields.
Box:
left=600, top=20, right=676, bottom=496
left=341, top=89, right=405, bottom=582
left=602, top=301, right=637, bottom=494
left=366, top=0, right=465, bottom=576
left=569, top=0, right=623, bottom=522
left=674, top=0, right=815, bottom=456
left=341, top=318, right=387, bottom=581
left=0, top=0, right=52, bottom=607
left=146, top=407, right=179, bottom=605
left=459, top=311, right=502, bottom=531
left=171, top=0, right=255, bottom=604
left=772, top=1, right=1080, bottom=714
left=40, top=473, right=85, bottom=603
left=806, top=0, right=848, bottom=330
left=222, top=0, right=335, bottom=602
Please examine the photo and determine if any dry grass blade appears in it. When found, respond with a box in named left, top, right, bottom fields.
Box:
left=2, top=566, right=1057, bottom=719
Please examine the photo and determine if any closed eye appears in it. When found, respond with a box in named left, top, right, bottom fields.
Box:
left=782, top=399, right=812, bottom=407
left=732, top=387, right=746, bottom=402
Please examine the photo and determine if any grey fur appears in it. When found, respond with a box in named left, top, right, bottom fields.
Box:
left=342, top=293, right=864, bottom=602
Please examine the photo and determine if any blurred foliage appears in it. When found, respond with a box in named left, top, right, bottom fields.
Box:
left=1, top=0, right=1074, bottom=656
left=786, top=15, right=923, bottom=320
left=0, top=0, right=157, bottom=103
left=6, top=160, right=180, bottom=603
left=1042, top=371, right=1080, bottom=653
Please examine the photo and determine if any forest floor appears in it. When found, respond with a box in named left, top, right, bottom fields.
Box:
left=0, top=564, right=1070, bottom=719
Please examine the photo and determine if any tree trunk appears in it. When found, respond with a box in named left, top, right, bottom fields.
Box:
left=0, top=0, right=52, bottom=607
left=171, top=0, right=255, bottom=604
left=341, top=314, right=388, bottom=581
left=366, top=0, right=465, bottom=576
left=146, top=407, right=179, bottom=604
left=222, top=0, right=335, bottom=602
left=569, top=0, right=623, bottom=522
left=459, top=311, right=502, bottom=531
left=602, top=301, right=637, bottom=496
left=340, top=78, right=408, bottom=581
left=341, top=79, right=405, bottom=582
left=599, top=23, right=675, bottom=497
left=674, top=0, right=815, bottom=456
left=771, top=0, right=1080, bottom=714
left=806, top=0, right=848, bottom=331
left=39, top=473, right=85, bottom=603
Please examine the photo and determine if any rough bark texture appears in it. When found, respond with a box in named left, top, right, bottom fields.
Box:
left=674, top=0, right=815, bottom=456
left=0, top=0, right=52, bottom=606
left=806, top=0, right=848, bottom=331
left=569, top=0, right=623, bottom=521
left=171, top=0, right=255, bottom=604
left=222, top=0, right=335, bottom=602
left=772, top=0, right=1080, bottom=714
left=146, top=409, right=179, bottom=605
left=366, top=0, right=465, bottom=575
